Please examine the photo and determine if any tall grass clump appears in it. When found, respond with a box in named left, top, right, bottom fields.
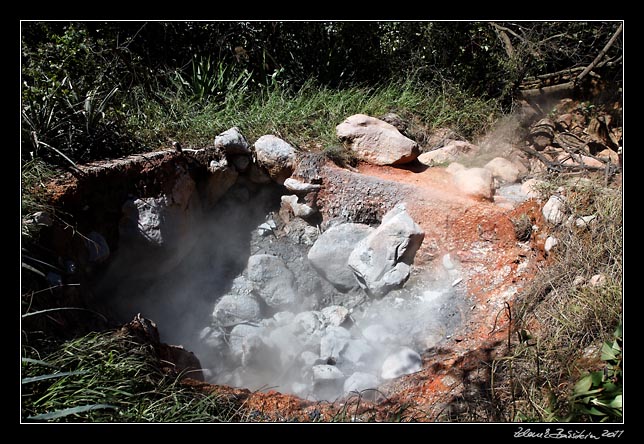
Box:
left=21, top=331, right=242, bottom=422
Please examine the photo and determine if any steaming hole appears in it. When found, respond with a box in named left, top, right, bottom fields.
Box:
left=93, top=180, right=470, bottom=402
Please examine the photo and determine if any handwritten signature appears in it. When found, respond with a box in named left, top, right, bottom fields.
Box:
left=514, top=427, right=624, bottom=440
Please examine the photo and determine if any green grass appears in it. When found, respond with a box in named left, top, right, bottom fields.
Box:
left=21, top=331, right=242, bottom=422
left=130, top=78, right=500, bottom=152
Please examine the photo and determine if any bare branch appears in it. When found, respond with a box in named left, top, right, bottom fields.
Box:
left=577, top=23, right=623, bottom=83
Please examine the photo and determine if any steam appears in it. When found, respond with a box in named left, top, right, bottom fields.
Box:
left=95, top=176, right=469, bottom=402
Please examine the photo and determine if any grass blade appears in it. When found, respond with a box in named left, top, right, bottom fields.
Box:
left=22, top=358, right=59, bottom=369
left=22, top=370, right=88, bottom=384
left=22, top=307, right=108, bottom=322
left=27, top=403, right=116, bottom=420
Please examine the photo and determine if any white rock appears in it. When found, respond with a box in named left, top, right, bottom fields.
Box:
left=575, top=215, right=597, bottom=228
left=342, top=339, right=373, bottom=366
left=452, top=167, right=494, bottom=200
left=228, top=324, right=263, bottom=361
left=417, top=140, right=479, bottom=166
left=284, top=177, right=322, bottom=193
left=254, top=135, right=297, bottom=184
left=544, top=236, right=559, bottom=253
left=336, top=114, right=419, bottom=165
left=484, top=157, right=521, bottom=183
left=381, top=347, right=422, bottom=380
left=542, top=195, right=567, bottom=225
left=321, top=305, right=351, bottom=327
left=281, top=195, right=315, bottom=218
left=343, top=372, right=379, bottom=394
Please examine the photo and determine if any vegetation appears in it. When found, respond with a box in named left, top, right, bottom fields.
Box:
left=21, top=330, right=242, bottom=422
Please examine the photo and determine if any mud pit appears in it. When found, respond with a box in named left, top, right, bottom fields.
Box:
left=76, top=154, right=538, bottom=407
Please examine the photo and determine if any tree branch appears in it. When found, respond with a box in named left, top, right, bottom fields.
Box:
left=576, top=23, right=623, bottom=83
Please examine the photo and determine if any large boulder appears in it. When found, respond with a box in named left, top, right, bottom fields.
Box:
left=336, top=114, right=419, bottom=165
left=246, top=254, right=301, bottom=309
left=254, top=135, right=297, bottom=184
left=308, top=223, right=375, bottom=291
left=214, top=127, right=251, bottom=155
left=347, top=204, right=424, bottom=297
left=212, top=292, right=262, bottom=327
left=451, top=167, right=494, bottom=200
left=417, top=140, right=479, bottom=166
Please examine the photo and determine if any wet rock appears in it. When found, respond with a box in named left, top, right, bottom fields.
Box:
left=308, top=223, right=375, bottom=291
left=451, top=167, right=494, bottom=200
left=320, top=326, right=351, bottom=361
left=484, top=157, right=521, bottom=184
left=247, top=254, right=301, bottom=309
left=336, top=114, right=419, bottom=165
left=343, top=372, right=379, bottom=394
left=212, top=291, right=262, bottom=327
left=417, top=140, right=479, bottom=166
left=254, top=135, right=297, bottom=184
left=542, top=195, right=567, bottom=225
left=214, top=127, right=251, bottom=155
left=348, top=204, right=424, bottom=297
left=321, top=305, right=351, bottom=327
left=85, top=231, right=110, bottom=263
left=381, top=347, right=422, bottom=379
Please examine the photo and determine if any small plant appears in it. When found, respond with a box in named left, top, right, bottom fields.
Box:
left=511, top=213, right=533, bottom=242
left=570, top=322, right=622, bottom=421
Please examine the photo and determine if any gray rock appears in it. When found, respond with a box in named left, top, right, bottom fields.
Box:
left=343, top=372, right=379, bottom=394
left=214, top=127, right=251, bottom=155
left=212, top=292, right=262, bottom=327
left=199, top=326, right=226, bottom=350
left=85, top=231, right=110, bottom=263
left=247, top=254, right=301, bottom=309
left=292, top=311, right=325, bottom=338
left=348, top=204, right=424, bottom=297
left=320, top=326, right=351, bottom=361
left=300, top=350, right=320, bottom=367
left=380, top=347, right=422, bottom=379
left=254, top=135, right=297, bottom=184
left=336, top=114, right=419, bottom=165
left=542, top=195, right=567, bottom=225
left=266, top=325, right=301, bottom=366
left=308, top=223, right=375, bottom=291
left=273, top=311, right=295, bottom=326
